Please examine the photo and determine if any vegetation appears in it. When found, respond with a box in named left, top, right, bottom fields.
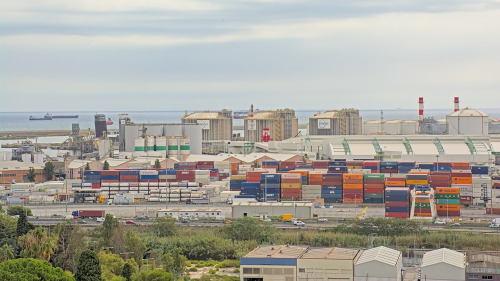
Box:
left=8, top=205, right=33, bottom=217
left=75, top=250, right=102, bottom=281
left=44, top=161, right=55, bottom=181
left=103, top=161, right=110, bottom=170
left=0, top=258, right=74, bottom=281
left=27, top=167, right=37, bottom=182
left=154, top=159, right=161, bottom=169
left=85, top=163, right=91, bottom=171
left=16, top=212, right=35, bottom=238
left=18, top=227, right=57, bottom=260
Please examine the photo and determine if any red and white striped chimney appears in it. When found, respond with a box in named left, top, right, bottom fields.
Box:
left=419, top=97, right=424, bottom=121
left=454, top=97, right=459, bottom=112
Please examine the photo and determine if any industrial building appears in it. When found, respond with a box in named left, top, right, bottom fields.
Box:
left=466, top=253, right=500, bottom=281
left=181, top=110, right=233, bottom=141
left=297, top=247, right=361, bottom=281
left=363, top=120, right=419, bottom=135
left=118, top=114, right=203, bottom=155
left=244, top=109, right=298, bottom=142
left=354, top=246, right=402, bottom=281
left=157, top=208, right=222, bottom=220
left=309, top=109, right=362, bottom=136
left=240, top=245, right=309, bottom=281
left=447, top=108, right=489, bottom=136
left=231, top=202, right=313, bottom=219
left=420, top=248, right=466, bottom=281
left=0, top=161, right=47, bottom=186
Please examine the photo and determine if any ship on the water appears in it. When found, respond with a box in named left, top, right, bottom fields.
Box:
left=29, top=113, right=78, bottom=120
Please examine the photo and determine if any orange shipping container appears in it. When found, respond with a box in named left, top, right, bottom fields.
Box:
left=451, top=177, right=473, bottom=185
left=406, top=180, right=428, bottom=185
left=343, top=179, right=364, bottom=184
left=343, top=184, right=363, bottom=189
left=287, top=170, right=308, bottom=177
left=343, top=198, right=363, bottom=204
left=385, top=181, right=406, bottom=187
left=436, top=204, right=460, bottom=211
left=452, top=162, right=470, bottom=170
left=343, top=174, right=364, bottom=180
left=281, top=183, right=302, bottom=189
left=436, top=187, right=460, bottom=194
left=413, top=198, right=431, bottom=203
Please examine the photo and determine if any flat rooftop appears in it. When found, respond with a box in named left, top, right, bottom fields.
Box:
left=245, top=245, right=309, bottom=259
left=299, top=247, right=361, bottom=260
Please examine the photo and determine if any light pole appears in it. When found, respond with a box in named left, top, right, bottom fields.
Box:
left=436, top=155, right=439, bottom=171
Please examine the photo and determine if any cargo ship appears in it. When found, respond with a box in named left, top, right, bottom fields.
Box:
left=52, top=114, right=78, bottom=119
left=29, top=113, right=78, bottom=120
left=106, top=118, right=113, bottom=125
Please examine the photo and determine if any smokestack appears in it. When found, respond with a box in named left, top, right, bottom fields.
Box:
left=454, top=97, right=459, bottom=112
left=249, top=104, right=254, bottom=117
left=419, top=97, right=424, bottom=121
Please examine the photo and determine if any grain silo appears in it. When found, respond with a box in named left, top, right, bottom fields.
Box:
left=447, top=108, right=489, bottom=135
left=244, top=109, right=298, bottom=142
left=309, top=109, right=362, bottom=136
left=181, top=110, right=233, bottom=141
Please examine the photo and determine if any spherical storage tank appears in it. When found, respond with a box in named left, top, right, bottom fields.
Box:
left=446, top=108, right=488, bottom=135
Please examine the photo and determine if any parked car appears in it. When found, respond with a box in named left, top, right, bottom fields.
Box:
left=125, top=220, right=136, bottom=225
left=451, top=223, right=461, bottom=227
left=318, top=218, right=328, bottom=222
left=263, top=218, right=272, bottom=222
left=434, top=220, right=447, bottom=225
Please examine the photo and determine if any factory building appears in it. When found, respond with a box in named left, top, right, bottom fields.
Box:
left=231, top=202, right=313, bottom=219
left=420, top=248, right=466, bottom=281
left=466, top=253, right=500, bottom=281
left=0, top=161, right=47, bottom=187
left=309, top=109, right=362, bottom=136
left=244, top=109, right=298, bottom=142
left=447, top=108, right=489, bottom=136
left=182, top=110, right=233, bottom=141
left=118, top=115, right=202, bottom=155
left=363, top=120, right=419, bottom=135
left=240, top=245, right=309, bottom=281
left=354, top=246, right=402, bottom=281
left=297, top=247, right=361, bottom=281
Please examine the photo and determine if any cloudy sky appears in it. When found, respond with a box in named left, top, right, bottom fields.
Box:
left=1, top=0, right=499, bottom=112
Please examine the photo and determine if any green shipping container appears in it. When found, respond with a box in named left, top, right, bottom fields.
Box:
left=363, top=174, right=385, bottom=179
left=435, top=194, right=460, bottom=199
left=437, top=199, right=460, bottom=205
left=364, top=193, right=384, bottom=199
left=413, top=203, right=431, bottom=208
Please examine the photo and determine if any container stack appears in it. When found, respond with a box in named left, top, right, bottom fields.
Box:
left=197, top=161, right=214, bottom=170
left=312, top=161, right=329, bottom=170
left=411, top=188, right=433, bottom=218
left=346, top=160, right=363, bottom=170
left=280, top=173, right=302, bottom=200
left=119, top=170, right=139, bottom=183
left=406, top=171, right=429, bottom=189
left=209, top=169, right=219, bottom=182
left=363, top=174, right=385, bottom=203
left=100, top=171, right=119, bottom=184
left=451, top=170, right=472, bottom=205
left=328, top=166, right=348, bottom=174
left=385, top=177, right=406, bottom=188
left=229, top=175, right=246, bottom=191
left=288, top=170, right=308, bottom=185
left=322, top=174, right=343, bottom=204
left=195, top=170, right=210, bottom=186
left=362, top=161, right=380, bottom=173
left=398, top=162, right=416, bottom=174
left=240, top=182, right=260, bottom=200
left=428, top=171, right=451, bottom=189
left=83, top=171, right=101, bottom=189
left=139, top=170, right=158, bottom=183
left=471, top=165, right=489, bottom=175
left=487, top=175, right=500, bottom=214
left=385, top=187, right=410, bottom=218
left=214, top=161, right=231, bottom=179
left=262, top=161, right=279, bottom=170
left=279, top=161, right=296, bottom=172
left=308, top=171, right=323, bottom=186
left=260, top=174, right=281, bottom=202
left=343, top=174, right=363, bottom=204
left=165, top=170, right=177, bottom=182
left=380, top=161, right=398, bottom=174
left=301, top=185, right=322, bottom=201
left=175, top=170, right=194, bottom=183
left=452, top=162, right=470, bottom=170
left=473, top=176, right=492, bottom=206
left=434, top=162, right=452, bottom=171
left=417, top=163, right=434, bottom=170
left=176, top=162, right=197, bottom=170
left=435, top=187, right=460, bottom=217
left=230, top=163, right=239, bottom=176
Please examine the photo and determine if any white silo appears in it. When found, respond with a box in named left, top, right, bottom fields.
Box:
left=447, top=108, right=488, bottom=135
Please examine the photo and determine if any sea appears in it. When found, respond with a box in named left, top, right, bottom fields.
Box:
left=1, top=108, right=499, bottom=151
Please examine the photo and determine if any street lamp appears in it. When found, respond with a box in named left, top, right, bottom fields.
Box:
left=436, top=155, right=439, bottom=171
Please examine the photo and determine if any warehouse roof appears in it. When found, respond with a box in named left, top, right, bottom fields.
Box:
left=245, top=245, right=309, bottom=259
left=421, top=248, right=465, bottom=269
left=468, top=253, right=500, bottom=268
left=184, top=153, right=300, bottom=163
left=448, top=108, right=488, bottom=117
left=355, top=246, right=401, bottom=266
left=310, top=111, right=340, bottom=119
left=300, top=247, right=360, bottom=260
left=0, top=161, right=45, bottom=170
left=67, top=159, right=93, bottom=169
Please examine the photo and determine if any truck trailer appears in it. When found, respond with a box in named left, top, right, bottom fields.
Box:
left=72, top=210, right=106, bottom=218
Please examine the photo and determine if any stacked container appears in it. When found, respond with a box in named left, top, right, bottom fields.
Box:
left=362, top=161, right=380, bottom=173
left=363, top=174, right=384, bottom=203
left=246, top=171, right=266, bottom=183
left=119, top=170, right=139, bottom=183
left=230, top=175, right=246, bottom=191
left=428, top=171, right=451, bottom=189
left=301, top=185, right=322, bottom=201
left=346, top=160, right=363, bottom=170
left=230, top=163, right=239, bottom=176
left=101, top=171, right=119, bottom=184
left=195, top=170, right=210, bottom=186
left=288, top=170, right=308, bottom=185
left=385, top=187, right=410, bottom=218
left=175, top=170, right=194, bottom=183
left=260, top=174, right=281, bottom=202
left=214, top=161, right=231, bottom=179
left=451, top=170, right=472, bottom=205
left=279, top=161, right=296, bottom=171
left=312, top=160, right=329, bottom=170
left=139, top=170, right=158, bottom=183
left=471, top=165, right=489, bottom=175
left=417, top=163, right=434, bottom=170
left=240, top=182, right=261, bottom=200
left=197, top=161, right=214, bottom=169
left=322, top=174, right=343, bottom=204
left=380, top=161, right=398, bottom=174
left=281, top=173, right=302, bottom=200
left=166, top=169, right=177, bottom=182
left=452, top=162, right=470, bottom=170
left=435, top=187, right=460, bottom=217
left=411, top=188, right=433, bottom=218
left=176, top=162, right=197, bottom=170
left=398, top=162, right=416, bottom=174
left=328, top=166, right=348, bottom=174
left=308, top=171, right=324, bottom=186
left=434, top=162, right=452, bottom=171
left=262, top=161, right=279, bottom=169
left=209, top=169, right=219, bottom=182
left=83, top=171, right=101, bottom=189
left=343, top=174, right=363, bottom=204
left=385, top=177, right=406, bottom=188
left=406, top=171, right=429, bottom=188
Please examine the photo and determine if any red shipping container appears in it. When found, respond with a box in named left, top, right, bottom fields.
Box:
left=380, top=169, right=398, bottom=173
left=346, top=160, right=364, bottom=166
left=486, top=209, right=500, bottom=215
left=101, top=171, right=120, bottom=176
left=343, top=193, right=363, bottom=199
left=364, top=184, right=384, bottom=189
left=437, top=210, right=460, bottom=217
left=364, top=179, right=385, bottom=184
left=92, top=183, right=100, bottom=189
left=385, top=212, right=409, bottom=218
left=279, top=161, right=297, bottom=170
left=343, top=179, right=364, bottom=184
left=385, top=201, right=410, bottom=207
left=413, top=208, right=431, bottom=213
left=429, top=175, right=451, bottom=181
left=120, top=175, right=139, bottom=180
left=101, top=179, right=119, bottom=183
left=312, top=161, right=329, bottom=169
left=364, top=188, right=384, bottom=194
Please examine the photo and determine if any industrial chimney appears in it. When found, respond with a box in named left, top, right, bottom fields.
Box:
left=419, top=97, right=424, bottom=133
left=454, top=97, right=459, bottom=112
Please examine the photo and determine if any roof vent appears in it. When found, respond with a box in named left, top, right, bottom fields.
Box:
left=280, top=250, right=283, bottom=254
left=271, top=247, right=274, bottom=250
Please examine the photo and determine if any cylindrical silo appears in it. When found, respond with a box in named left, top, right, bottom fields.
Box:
left=156, top=137, right=167, bottom=151
left=135, top=138, right=145, bottom=151
left=168, top=137, right=178, bottom=158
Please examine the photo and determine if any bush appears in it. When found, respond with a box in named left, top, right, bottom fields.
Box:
left=233, top=269, right=240, bottom=273
left=189, top=267, right=198, bottom=272
left=209, top=269, right=216, bottom=274
left=218, top=260, right=240, bottom=268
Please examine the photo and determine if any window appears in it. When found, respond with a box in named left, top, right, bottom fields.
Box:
left=299, top=268, right=305, bottom=273
left=482, top=276, right=493, bottom=280
left=468, top=275, right=479, bottom=280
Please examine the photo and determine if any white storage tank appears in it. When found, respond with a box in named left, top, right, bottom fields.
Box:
left=180, top=138, right=190, bottom=156
left=384, top=120, right=402, bottom=135
left=447, top=108, right=489, bottom=135
left=363, top=121, right=382, bottom=135
left=146, top=136, right=155, bottom=151
left=134, top=138, right=145, bottom=152
left=156, top=136, right=167, bottom=151
left=401, top=120, right=418, bottom=135
left=168, top=137, right=178, bottom=158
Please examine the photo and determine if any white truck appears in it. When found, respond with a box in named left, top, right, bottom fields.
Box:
left=490, top=218, right=500, bottom=228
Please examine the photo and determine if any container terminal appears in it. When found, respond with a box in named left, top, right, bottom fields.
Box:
left=1, top=97, right=500, bottom=223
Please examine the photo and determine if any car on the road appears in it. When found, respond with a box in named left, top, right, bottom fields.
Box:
left=434, top=220, right=447, bottom=225
left=77, top=220, right=87, bottom=224
left=136, top=216, right=149, bottom=220
left=451, top=223, right=461, bottom=227
left=294, top=221, right=305, bottom=227
left=125, top=220, right=136, bottom=225
left=318, top=218, right=328, bottom=222
left=263, top=218, right=272, bottom=222
left=96, top=217, right=105, bottom=222
left=180, top=219, right=190, bottom=224
left=489, top=223, right=500, bottom=228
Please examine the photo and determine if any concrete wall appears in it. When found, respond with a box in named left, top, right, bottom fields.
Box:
left=232, top=204, right=313, bottom=219
left=298, top=259, right=354, bottom=281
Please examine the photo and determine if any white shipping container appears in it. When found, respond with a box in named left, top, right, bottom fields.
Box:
left=139, top=170, right=158, bottom=176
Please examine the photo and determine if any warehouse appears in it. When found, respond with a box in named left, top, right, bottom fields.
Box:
left=466, top=253, right=500, bottom=281
left=297, top=247, right=361, bottom=281
left=231, top=202, right=313, bottom=219
left=420, top=248, right=466, bottom=281
left=354, top=246, right=402, bottom=281
left=240, top=245, right=309, bottom=281
left=157, top=208, right=222, bottom=220
left=182, top=110, right=233, bottom=141
left=244, top=109, right=298, bottom=142
left=309, top=109, right=362, bottom=136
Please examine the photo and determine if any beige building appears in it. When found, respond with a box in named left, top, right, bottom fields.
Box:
left=309, top=109, right=362, bottom=136
left=244, top=109, right=298, bottom=142
left=354, top=246, right=402, bottom=281
left=297, top=247, right=361, bottom=281
left=182, top=110, right=233, bottom=141
left=420, top=248, right=466, bottom=281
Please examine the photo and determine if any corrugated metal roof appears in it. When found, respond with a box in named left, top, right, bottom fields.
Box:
left=355, top=246, right=401, bottom=266
left=246, top=111, right=276, bottom=120
left=448, top=108, right=488, bottom=117
left=300, top=247, right=360, bottom=260
left=0, top=161, right=45, bottom=170
left=310, top=111, right=340, bottom=119
left=100, top=159, right=130, bottom=166
left=184, top=112, right=222, bottom=119
left=184, top=152, right=299, bottom=163
left=68, top=160, right=93, bottom=169
left=421, top=248, right=465, bottom=269
left=245, top=245, right=309, bottom=259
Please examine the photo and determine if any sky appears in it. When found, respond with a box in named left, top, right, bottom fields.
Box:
left=1, top=0, right=500, bottom=112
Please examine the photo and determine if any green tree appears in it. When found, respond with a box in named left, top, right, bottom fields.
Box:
left=0, top=258, right=74, bottom=281
left=44, top=161, right=55, bottom=180
left=131, top=269, right=173, bottom=281
left=162, top=248, right=186, bottom=279
left=218, top=217, right=278, bottom=243
left=103, top=160, right=110, bottom=170
left=124, top=230, right=146, bottom=270
left=122, top=262, right=135, bottom=281
left=85, top=163, right=91, bottom=171
left=27, top=167, right=37, bottom=182
left=154, top=216, right=177, bottom=237
left=153, top=159, right=161, bottom=169
left=52, top=221, right=87, bottom=273
left=8, top=205, right=33, bottom=217
left=75, top=250, right=102, bottom=281
left=99, top=251, right=125, bottom=281
left=18, top=226, right=57, bottom=260
left=99, top=214, right=119, bottom=248
left=0, top=213, right=17, bottom=248
left=16, top=212, right=35, bottom=237
left=0, top=243, right=14, bottom=262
